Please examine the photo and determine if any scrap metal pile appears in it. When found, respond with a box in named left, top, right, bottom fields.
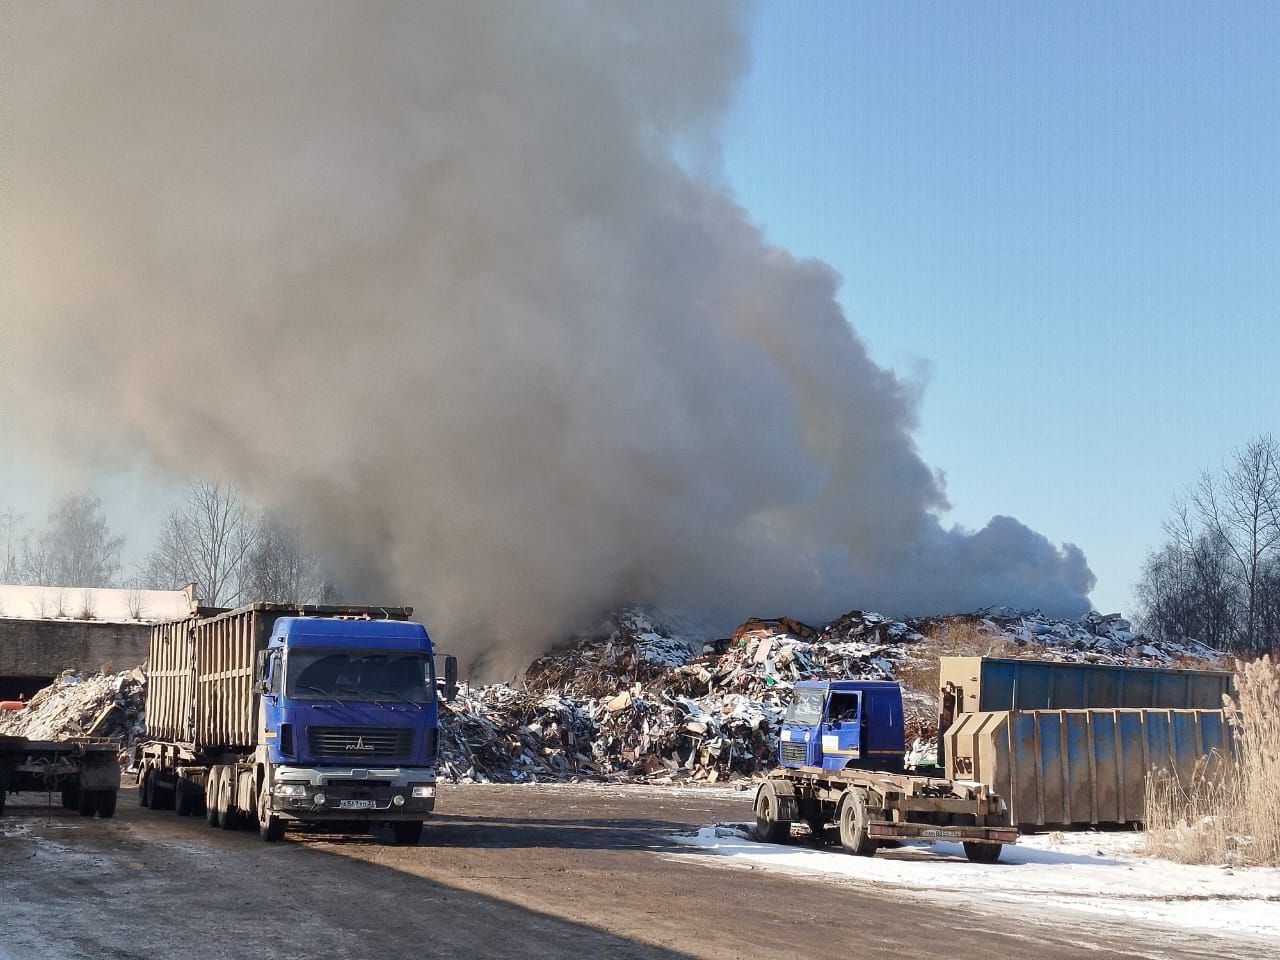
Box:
left=0, top=668, right=146, bottom=750
left=435, top=605, right=1221, bottom=784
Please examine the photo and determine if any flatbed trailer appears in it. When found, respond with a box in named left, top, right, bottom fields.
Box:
left=0, top=734, right=121, bottom=818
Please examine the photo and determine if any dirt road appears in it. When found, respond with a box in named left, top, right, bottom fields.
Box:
left=0, top=783, right=1255, bottom=959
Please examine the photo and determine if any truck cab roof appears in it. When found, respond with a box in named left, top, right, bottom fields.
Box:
left=793, top=679, right=900, bottom=693
left=270, top=616, right=431, bottom=648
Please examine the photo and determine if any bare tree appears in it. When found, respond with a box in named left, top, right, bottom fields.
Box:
left=242, top=511, right=335, bottom=604
left=138, top=481, right=257, bottom=606
left=1190, top=435, right=1280, bottom=654
left=20, top=493, right=123, bottom=587
left=0, top=508, right=24, bottom=583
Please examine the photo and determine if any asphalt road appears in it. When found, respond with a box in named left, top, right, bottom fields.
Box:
left=0, top=782, right=1255, bottom=959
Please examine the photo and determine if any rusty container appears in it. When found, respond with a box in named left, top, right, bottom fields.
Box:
left=146, top=603, right=412, bottom=750
left=945, top=707, right=1232, bottom=829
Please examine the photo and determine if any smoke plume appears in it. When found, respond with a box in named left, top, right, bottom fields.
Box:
left=2, top=2, right=1093, bottom=674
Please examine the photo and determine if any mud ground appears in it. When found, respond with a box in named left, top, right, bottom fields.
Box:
left=0, top=782, right=1260, bottom=959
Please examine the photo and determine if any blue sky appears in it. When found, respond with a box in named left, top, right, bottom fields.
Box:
left=721, top=1, right=1280, bottom=613
left=4, top=2, right=1277, bottom=616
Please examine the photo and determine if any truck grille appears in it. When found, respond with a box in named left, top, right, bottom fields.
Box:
left=307, top=726, right=412, bottom=760
left=780, top=741, right=807, bottom=764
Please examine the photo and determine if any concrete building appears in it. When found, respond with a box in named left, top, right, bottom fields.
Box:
left=0, top=584, right=196, bottom=699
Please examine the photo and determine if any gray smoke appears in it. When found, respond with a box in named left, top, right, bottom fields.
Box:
left=2, top=2, right=1093, bottom=674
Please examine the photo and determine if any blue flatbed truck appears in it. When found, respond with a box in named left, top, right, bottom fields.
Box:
left=754, top=679, right=1016, bottom=862
left=136, top=602, right=456, bottom=844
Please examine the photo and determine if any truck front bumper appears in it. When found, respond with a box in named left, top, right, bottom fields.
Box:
left=268, top=765, right=436, bottom=821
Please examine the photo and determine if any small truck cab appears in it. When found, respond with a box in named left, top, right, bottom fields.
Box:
left=779, top=679, right=905, bottom=773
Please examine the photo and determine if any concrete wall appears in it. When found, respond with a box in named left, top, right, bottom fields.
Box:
left=0, top=618, right=151, bottom=678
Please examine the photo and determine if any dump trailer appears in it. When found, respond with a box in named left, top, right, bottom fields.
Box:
left=936, top=656, right=1232, bottom=767
left=946, top=707, right=1231, bottom=830
left=754, top=680, right=1016, bottom=862
left=0, top=735, right=121, bottom=818
left=135, top=602, right=457, bottom=844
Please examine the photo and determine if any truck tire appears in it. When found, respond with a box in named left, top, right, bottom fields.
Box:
left=78, top=788, right=97, bottom=817
left=96, top=789, right=118, bottom=819
left=805, top=816, right=829, bottom=842
left=753, top=781, right=792, bottom=844
left=61, top=784, right=79, bottom=810
left=174, top=778, right=196, bottom=816
left=206, top=766, right=222, bottom=827
left=963, top=841, right=1002, bottom=864
left=257, top=783, right=285, bottom=842
left=217, top=768, right=236, bottom=830
left=837, top=789, right=878, bottom=857
left=138, top=766, right=151, bottom=808
left=392, top=820, right=424, bottom=845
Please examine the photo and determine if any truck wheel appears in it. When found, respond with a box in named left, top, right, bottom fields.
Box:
left=837, top=790, right=878, bottom=857
left=61, top=785, right=79, bottom=810
left=138, top=766, right=151, bottom=808
left=392, top=820, right=424, bottom=845
left=963, top=841, right=1002, bottom=864
left=205, top=767, right=222, bottom=827
left=174, top=779, right=195, bottom=816
left=217, top=769, right=236, bottom=830
left=96, top=789, right=118, bottom=819
left=805, top=816, right=829, bottom=842
left=753, top=781, right=792, bottom=844
left=257, top=784, right=285, bottom=842
left=78, top=788, right=97, bottom=817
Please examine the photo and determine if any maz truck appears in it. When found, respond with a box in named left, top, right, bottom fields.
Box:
left=755, top=679, right=1016, bottom=861
left=136, top=602, right=457, bottom=844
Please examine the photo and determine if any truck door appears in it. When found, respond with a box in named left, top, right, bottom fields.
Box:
left=819, top=690, right=862, bottom=771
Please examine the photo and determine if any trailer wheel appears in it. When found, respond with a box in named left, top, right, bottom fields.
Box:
left=257, top=783, right=285, bottom=842
left=61, top=784, right=79, bottom=810
left=77, top=788, right=97, bottom=817
left=837, top=789, right=878, bottom=857
left=205, top=767, right=222, bottom=827
left=963, top=841, right=1002, bottom=864
left=96, top=789, right=118, bottom=819
left=805, top=817, right=830, bottom=842
left=173, top=778, right=193, bottom=816
left=138, top=766, right=152, bottom=808
left=753, top=781, right=792, bottom=844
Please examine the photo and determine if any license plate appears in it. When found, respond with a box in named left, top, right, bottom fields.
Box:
left=921, top=828, right=962, bottom=838
left=337, top=799, right=375, bottom=810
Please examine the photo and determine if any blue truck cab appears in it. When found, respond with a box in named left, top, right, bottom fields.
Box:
left=254, top=616, right=457, bottom=842
left=778, top=680, right=905, bottom=773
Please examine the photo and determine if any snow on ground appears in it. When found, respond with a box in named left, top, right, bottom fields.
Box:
left=674, top=824, right=1280, bottom=943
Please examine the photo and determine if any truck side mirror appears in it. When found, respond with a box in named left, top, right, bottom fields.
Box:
left=441, top=655, right=458, bottom=702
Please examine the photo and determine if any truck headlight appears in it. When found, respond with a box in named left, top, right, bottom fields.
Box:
left=273, top=783, right=307, bottom=797
left=313, top=793, right=326, bottom=806
left=411, top=786, right=435, bottom=798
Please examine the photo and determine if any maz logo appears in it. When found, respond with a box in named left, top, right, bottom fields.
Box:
left=344, top=737, right=375, bottom=752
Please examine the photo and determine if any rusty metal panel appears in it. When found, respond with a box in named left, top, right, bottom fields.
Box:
left=145, top=617, right=196, bottom=742
left=940, top=657, right=1232, bottom=716
left=945, top=708, right=1232, bottom=830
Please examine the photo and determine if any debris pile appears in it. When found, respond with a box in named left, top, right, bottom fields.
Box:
left=0, top=668, right=147, bottom=749
left=435, top=605, right=1223, bottom=784
left=954, top=608, right=1222, bottom=666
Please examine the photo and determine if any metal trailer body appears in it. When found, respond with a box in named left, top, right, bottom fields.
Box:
left=758, top=679, right=1016, bottom=862
left=136, top=602, right=456, bottom=844
left=0, top=735, right=122, bottom=818
left=944, top=707, right=1231, bottom=830
left=936, top=656, right=1232, bottom=767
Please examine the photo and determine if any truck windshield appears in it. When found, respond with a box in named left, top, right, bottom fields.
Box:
left=286, top=649, right=435, bottom=704
left=784, top=688, right=824, bottom=725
